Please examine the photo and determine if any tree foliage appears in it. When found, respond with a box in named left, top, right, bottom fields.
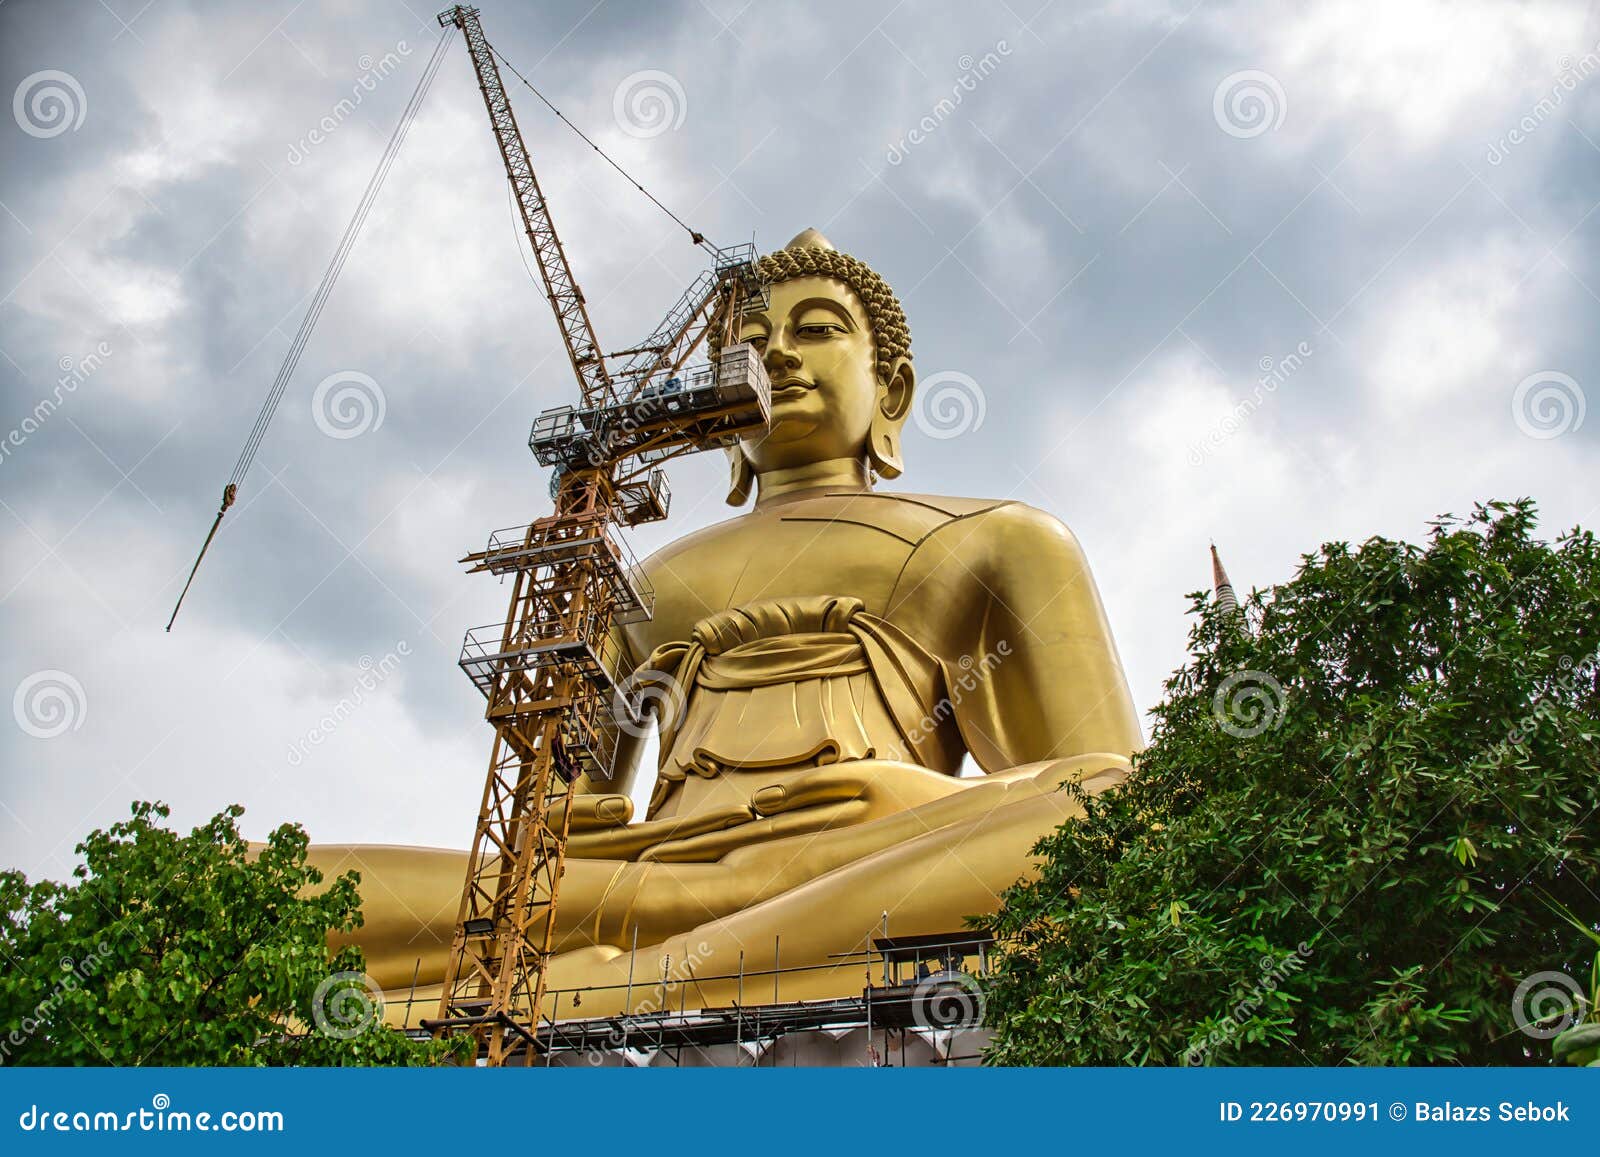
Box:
left=982, top=500, right=1600, bottom=1065
left=0, top=802, right=468, bottom=1066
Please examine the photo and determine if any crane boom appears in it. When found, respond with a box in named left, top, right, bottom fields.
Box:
left=441, top=5, right=611, bottom=405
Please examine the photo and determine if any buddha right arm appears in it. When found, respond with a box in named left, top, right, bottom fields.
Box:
left=888, top=501, right=1142, bottom=770
left=564, top=727, right=646, bottom=826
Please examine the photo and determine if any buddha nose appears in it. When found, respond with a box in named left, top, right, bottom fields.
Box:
left=764, top=332, right=801, bottom=375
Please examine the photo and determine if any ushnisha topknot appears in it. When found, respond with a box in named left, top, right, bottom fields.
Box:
left=755, top=228, right=912, bottom=384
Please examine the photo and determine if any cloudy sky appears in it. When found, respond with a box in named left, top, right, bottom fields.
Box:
left=2, top=0, right=1596, bottom=881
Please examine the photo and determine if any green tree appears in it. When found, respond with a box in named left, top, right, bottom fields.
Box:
left=981, top=500, right=1600, bottom=1065
left=0, top=802, right=469, bottom=1066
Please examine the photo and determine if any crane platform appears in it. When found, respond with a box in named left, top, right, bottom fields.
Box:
left=530, top=341, right=772, bottom=477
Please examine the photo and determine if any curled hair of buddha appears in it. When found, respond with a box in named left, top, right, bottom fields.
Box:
left=721, top=230, right=915, bottom=505
left=755, top=243, right=912, bottom=383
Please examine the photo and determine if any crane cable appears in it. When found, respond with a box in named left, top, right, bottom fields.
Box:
left=166, top=24, right=456, bottom=632
left=170, top=25, right=719, bottom=630
left=486, top=40, right=718, bottom=255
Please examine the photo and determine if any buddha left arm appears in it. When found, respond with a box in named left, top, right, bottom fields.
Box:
left=893, top=502, right=1143, bottom=771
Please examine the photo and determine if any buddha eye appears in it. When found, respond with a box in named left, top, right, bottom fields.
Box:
left=796, top=322, right=844, bottom=339
left=741, top=332, right=768, bottom=350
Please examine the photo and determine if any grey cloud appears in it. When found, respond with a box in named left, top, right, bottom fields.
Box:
left=2, top=0, right=1597, bottom=877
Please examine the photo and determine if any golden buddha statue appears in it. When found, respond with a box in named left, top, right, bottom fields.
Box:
left=312, top=228, right=1141, bottom=1016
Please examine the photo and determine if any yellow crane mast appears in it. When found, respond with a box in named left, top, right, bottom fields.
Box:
left=425, top=5, right=770, bottom=1065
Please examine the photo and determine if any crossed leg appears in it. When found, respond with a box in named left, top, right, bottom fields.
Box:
left=308, top=755, right=1128, bottom=1008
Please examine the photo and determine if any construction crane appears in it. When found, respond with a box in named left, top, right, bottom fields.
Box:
left=423, top=5, right=770, bottom=1065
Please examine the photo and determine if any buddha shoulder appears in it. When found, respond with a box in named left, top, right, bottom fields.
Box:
left=633, top=489, right=999, bottom=572
left=749, top=488, right=1022, bottom=547
left=639, top=490, right=1083, bottom=568
left=885, top=495, right=1093, bottom=587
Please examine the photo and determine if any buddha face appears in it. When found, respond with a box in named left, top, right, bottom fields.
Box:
left=736, top=275, right=911, bottom=473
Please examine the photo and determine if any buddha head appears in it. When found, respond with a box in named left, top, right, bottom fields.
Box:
left=726, top=229, right=914, bottom=504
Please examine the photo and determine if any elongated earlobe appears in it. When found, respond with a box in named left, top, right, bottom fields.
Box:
left=866, top=420, right=904, bottom=479
left=725, top=447, right=754, bottom=506
left=866, top=357, right=913, bottom=480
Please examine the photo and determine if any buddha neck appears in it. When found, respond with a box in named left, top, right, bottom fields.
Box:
left=754, top=457, right=872, bottom=508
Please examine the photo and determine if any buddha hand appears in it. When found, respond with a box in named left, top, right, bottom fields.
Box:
left=549, top=793, right=634, bottom=833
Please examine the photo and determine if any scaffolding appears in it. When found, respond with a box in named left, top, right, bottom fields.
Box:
left=423, top=931, right=996, bottom=1067
left=530, top=331, right=772, bottom=471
